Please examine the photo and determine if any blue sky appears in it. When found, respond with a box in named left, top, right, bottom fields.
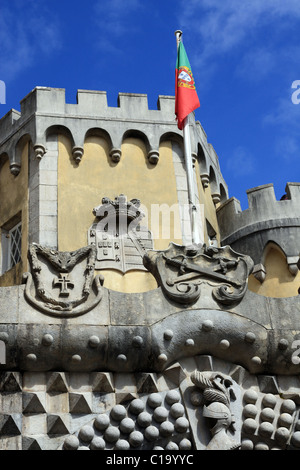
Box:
left=0, top=0, right=299, bottom=209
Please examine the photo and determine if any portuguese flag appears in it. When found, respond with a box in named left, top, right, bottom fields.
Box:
left=175, top=41, right=200, bottom=130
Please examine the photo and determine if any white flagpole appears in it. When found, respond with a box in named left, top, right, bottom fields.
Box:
left=175, top=30, right=200, bottom=246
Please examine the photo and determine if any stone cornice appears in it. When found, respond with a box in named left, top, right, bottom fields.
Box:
left=0, top=282, right=299, bottom=376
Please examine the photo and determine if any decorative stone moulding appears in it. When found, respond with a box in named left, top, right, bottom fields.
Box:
left=72, top=146, right=84, bottom=163
left=252, top=263, right=266, bottom=283
left=212, top=192, right=221, bottom=205
left=9, top=162, right=21, bottom=176
left=191, top=152, right=197, bottom=167
left=287, top=256, right=299, bottom=276
left=109, top=147, right=122, bottom=163
left=200, top=173, right=209, bottom=188
left=33, top=144, right=46, bottom=161
left=147, top=149, right=159, bottom=165
left=3, top=294, right=299, bottom=376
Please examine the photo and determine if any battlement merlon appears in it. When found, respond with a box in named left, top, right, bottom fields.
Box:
left=0, top=88, right=179, bottom=148
left=217, top=182, right=300, bottom=249
left=2, top=87, right=179, bottom=126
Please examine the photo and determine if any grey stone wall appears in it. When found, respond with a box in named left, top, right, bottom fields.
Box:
left=1, top=279, right=300, bottom=376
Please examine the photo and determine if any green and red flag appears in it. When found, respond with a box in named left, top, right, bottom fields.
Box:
left=175, top=40, right=200, bottom=130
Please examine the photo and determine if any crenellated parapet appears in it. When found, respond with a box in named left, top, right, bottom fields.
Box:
left=0, top=88, right=176, bottom=167
left=217, top=182, right=300, bottom=276
left=0, top=87, right=227, bottom=198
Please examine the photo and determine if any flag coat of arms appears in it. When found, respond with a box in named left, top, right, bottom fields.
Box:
left=175, top=41, right=200, bottom=130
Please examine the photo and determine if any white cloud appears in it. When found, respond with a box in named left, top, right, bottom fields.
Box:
left=225, top=146, right=256, bottom=177
left=236, top=47, right=275, bottom=81
left=263, top=94, right=300, bottom=162
left=275, top=135, right=300, bottom=162
left=263, top=94, right=299, bottom=127
left=94, top=0, right=142, bottom=38
left=177, top=0, right=300, bottom=81
left=91, top=0, right=144, bottom=55
left=0, top=1, right=61, bottom=81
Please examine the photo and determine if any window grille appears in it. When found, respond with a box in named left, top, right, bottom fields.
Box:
left=1, top=221, right=22, bottom=274
left=9, top=222, right=22, bottom=268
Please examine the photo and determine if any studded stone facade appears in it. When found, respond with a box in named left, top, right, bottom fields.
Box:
left=2, top=357, right=300, bottom=450
left=1, top=252, right=300, bottom=450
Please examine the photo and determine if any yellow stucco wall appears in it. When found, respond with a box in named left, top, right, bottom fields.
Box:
left=0, top=144, right=29, bottom=286
left=57, top=134, right=182, bottom=293
left=194, top=160, right=220, bottom=246
left=248, top=243, right=300, bottom=298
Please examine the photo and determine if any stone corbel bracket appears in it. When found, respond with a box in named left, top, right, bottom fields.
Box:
left=8, top=142, right=21, bottom=176
left=147, top=149, right=159, bottom=165
left=72, top=146, right=84, bottom=163
left=287, top=256, right=299, bottom=276
left=200, top=173, right=209, bottom=188
left=109, top=147, right=122, bottom=163
left=253, top=263, right=266, bottom=283
left=9, top=161, right=21, bottom=176
left=33, top=143, right=46, bottom=161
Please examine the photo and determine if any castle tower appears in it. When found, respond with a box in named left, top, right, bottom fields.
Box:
left=0, top=87, right=227, bottom=291
left=217, top=182, right=300, bottom=297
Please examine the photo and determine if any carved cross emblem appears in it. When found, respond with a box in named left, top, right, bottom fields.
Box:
left=53, top=274, right=74, bottom=297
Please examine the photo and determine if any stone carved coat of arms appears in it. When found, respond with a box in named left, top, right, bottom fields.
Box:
left=144, top=242, right=253, bottom=305
left=88, top=195, right=153, bottom=274
left=23, top=244, right=104, bottom=317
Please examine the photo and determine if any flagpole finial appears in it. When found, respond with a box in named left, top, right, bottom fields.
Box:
left=175, top=30, right=182, bottom=49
